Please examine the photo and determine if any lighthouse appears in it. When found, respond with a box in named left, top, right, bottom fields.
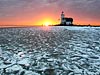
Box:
left=61, top=11, right=65, bottom=24
left=60, top=11, right=73, bottom=25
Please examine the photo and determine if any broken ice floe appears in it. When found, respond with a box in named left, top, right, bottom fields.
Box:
left=0, top=27, right=100, bottom=75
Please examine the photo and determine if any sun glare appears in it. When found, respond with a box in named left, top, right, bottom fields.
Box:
left=44, top=22, right=51, bottom=26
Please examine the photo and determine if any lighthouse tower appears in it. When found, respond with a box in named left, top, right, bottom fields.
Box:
left=61, top=11, right=65, bottom=24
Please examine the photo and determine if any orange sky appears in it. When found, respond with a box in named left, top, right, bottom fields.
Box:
left=0, top=11, right=99, bottom=26
left=0, top=12, right=99, bottom=26
left=0, top=0, right=100, bottom=26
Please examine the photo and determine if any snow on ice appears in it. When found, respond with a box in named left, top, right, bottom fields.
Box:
left=0, top=26, right=100, bottom=75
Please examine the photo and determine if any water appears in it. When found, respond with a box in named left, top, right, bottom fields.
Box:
left=0, top=26, right=100, bottom=75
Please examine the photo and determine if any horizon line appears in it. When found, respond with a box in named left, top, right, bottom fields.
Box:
left=0, top=24, right=100, bottom=26
left=0, top=24, right=100, bottom=28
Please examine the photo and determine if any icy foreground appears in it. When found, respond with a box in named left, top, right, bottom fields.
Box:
left=0, top=26, right=100, bottom=75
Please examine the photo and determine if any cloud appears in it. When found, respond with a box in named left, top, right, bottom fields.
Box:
left=57, top=0, right=100, bottom=19
left=0, top=0, right=100, bottom=24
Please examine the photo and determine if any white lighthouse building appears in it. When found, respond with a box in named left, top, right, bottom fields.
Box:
left=61, top=11, right=73, bottom=25
left=61, top=11, right=65, bottom=24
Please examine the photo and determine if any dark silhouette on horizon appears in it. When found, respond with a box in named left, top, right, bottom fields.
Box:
left=60, top=11, right=73, bottom=26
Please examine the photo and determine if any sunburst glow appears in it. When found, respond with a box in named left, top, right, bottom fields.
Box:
left=44, top=22, right=51, bottom=26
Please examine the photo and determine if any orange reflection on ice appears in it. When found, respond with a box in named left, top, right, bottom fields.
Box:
left=41, top=25, right=51, bottom=31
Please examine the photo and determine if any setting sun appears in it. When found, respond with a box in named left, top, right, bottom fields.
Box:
left=35, top=17, right=58, bottom=26
left=44, top=22, right=51, bottom=26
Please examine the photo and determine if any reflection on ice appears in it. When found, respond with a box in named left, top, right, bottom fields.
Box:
left=0, top=26, right=100, bottom=75
left=40, top=26, right=52, bottom=31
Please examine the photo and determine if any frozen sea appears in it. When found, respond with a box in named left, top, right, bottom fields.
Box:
left=0, top=26, right=100, bottom=75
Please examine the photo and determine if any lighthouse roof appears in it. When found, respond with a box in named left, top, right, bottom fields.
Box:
left=62, top=11, right=64, bottom=14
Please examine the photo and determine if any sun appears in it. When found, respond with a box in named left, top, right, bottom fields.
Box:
left=44, top=21, right=52, bottom=26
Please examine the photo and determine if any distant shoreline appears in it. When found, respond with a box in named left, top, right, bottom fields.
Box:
left=0, top=24, right=100, bottom=28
